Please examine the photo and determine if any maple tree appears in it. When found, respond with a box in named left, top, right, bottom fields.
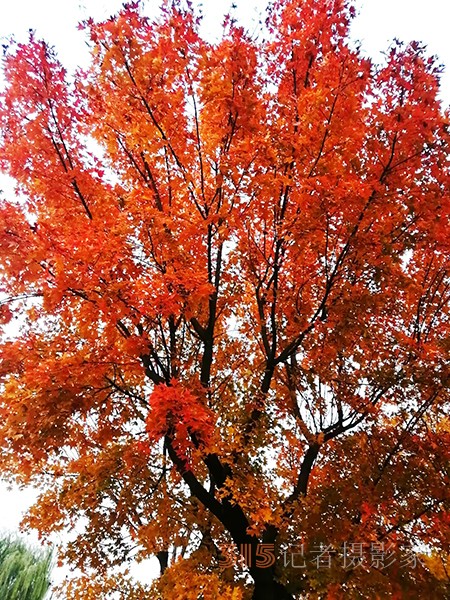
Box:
left=0, top=0, right=449, bottom=597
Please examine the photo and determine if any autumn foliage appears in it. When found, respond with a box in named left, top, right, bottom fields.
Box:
left=0, top=0, right=449, bottom=598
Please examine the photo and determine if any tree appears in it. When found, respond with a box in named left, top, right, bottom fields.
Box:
left=0, top=0, right=449, bottom=597
left=0, top=535, right=52, bottom=600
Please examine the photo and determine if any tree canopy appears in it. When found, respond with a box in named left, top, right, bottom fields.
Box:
left=0, top=0, right=449, bottom=598
left=0, top=535, right=52, bottom=600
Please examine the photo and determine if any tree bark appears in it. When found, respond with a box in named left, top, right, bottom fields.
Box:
left=251, top=569, right=293, bottom=600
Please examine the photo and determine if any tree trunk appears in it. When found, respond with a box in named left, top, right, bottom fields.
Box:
left=251, top=567, right=294, bottom=600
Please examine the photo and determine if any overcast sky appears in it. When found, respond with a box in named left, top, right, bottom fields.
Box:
left=1, top=0, right=449, bottom=591
left=0, top=0, right=449, bottom=102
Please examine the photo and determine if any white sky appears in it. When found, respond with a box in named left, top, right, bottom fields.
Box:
left=0, top=0, right=449, bottom=101
left=0, top=0, right=449, bottom=592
